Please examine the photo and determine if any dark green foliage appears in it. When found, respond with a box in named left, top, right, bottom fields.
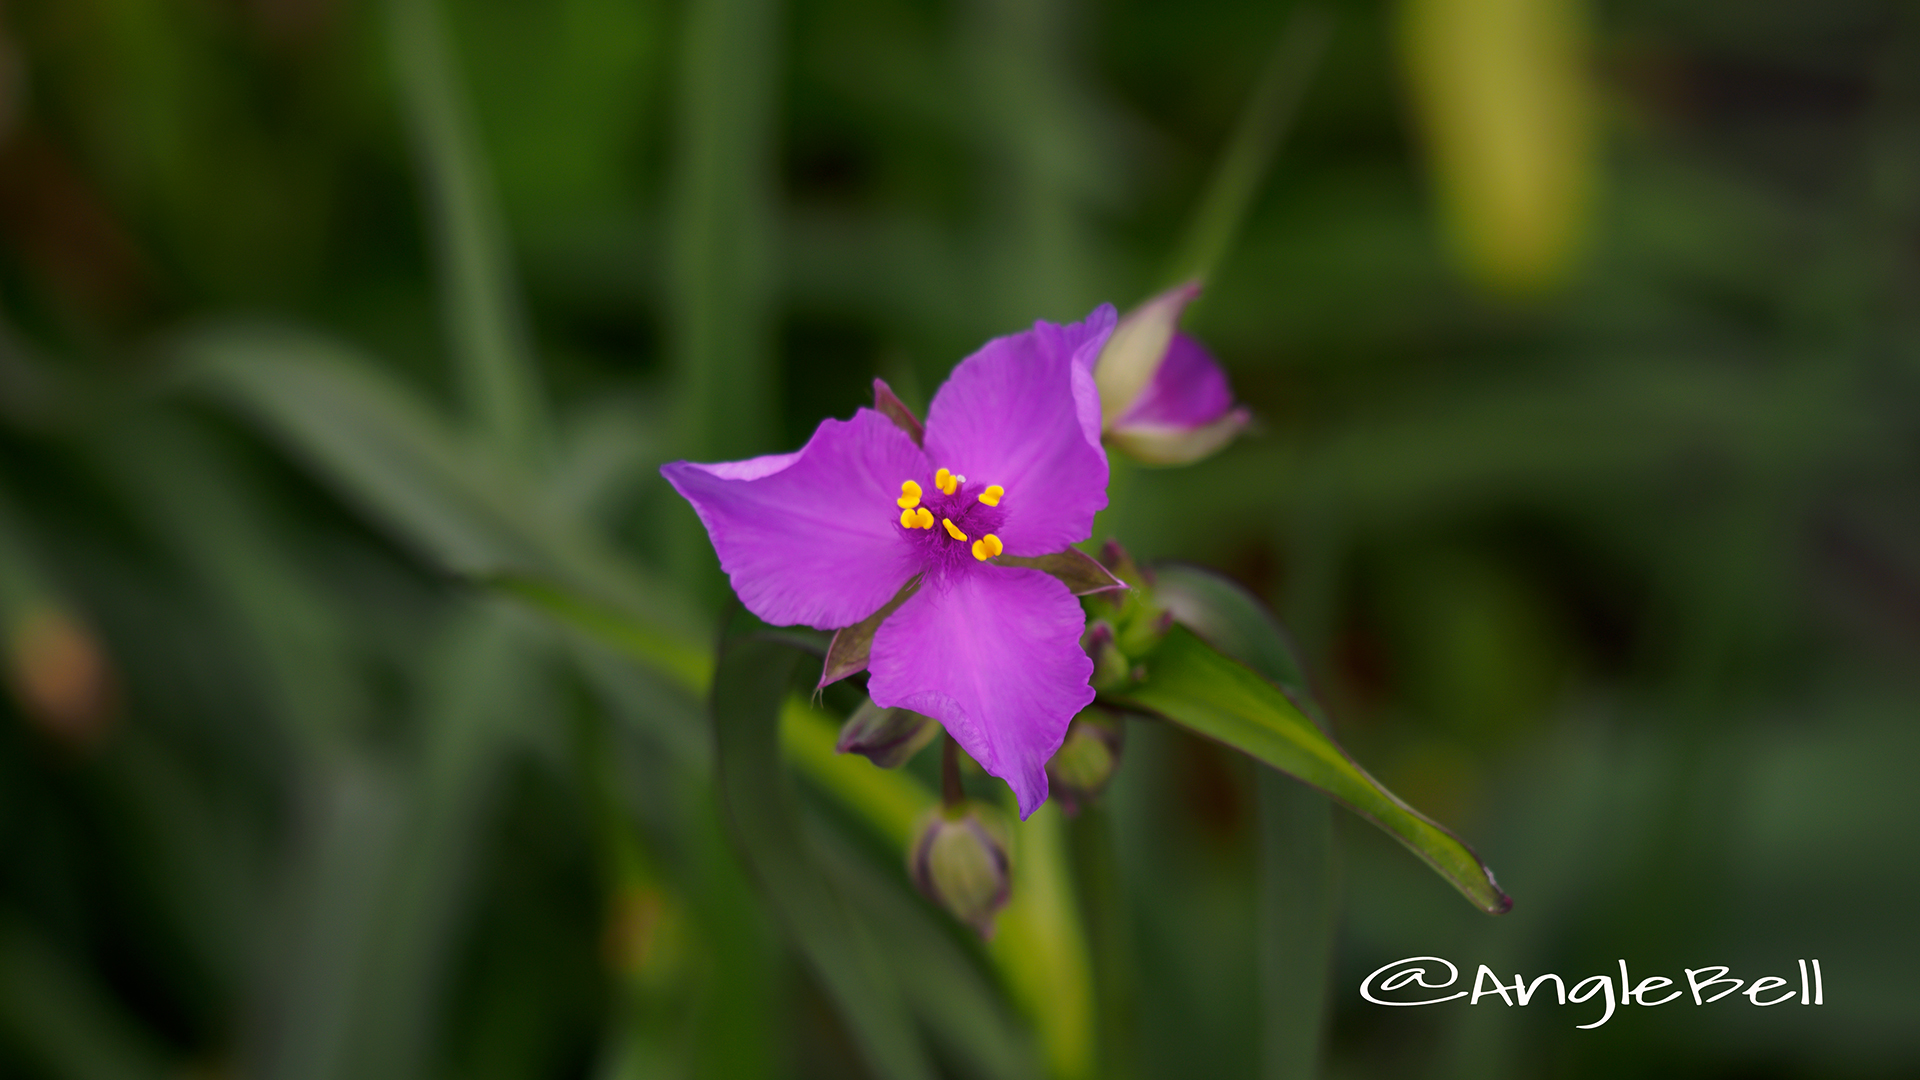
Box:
left=0, top=0, right=1916, bottom=1078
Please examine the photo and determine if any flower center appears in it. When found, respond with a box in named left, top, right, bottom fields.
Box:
left=894, top=469, right=1006, bottom=562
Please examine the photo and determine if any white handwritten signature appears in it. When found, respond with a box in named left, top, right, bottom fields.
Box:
left=1359, top=956, right=1825, bottom=1029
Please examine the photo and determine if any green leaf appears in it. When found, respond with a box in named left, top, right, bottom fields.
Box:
left=259, top=603, right=552, bottom=1080
left=669, top=0, right=780, bottom=464
left=183, top=324, right=542, bottom=574
left=0, top=918, right=173, bottom=1080
left=489, top=571, right=712, bottom=694
left=182, top=326, right=706, bottom=674
left=1144, top=565, right=1335, bottom=1080
left=1112, top=624, right=1512, bottom=915
left=811, top=826, right=1043, bottom=1080
left=710, top=627, right=938, bottom=1080
left=988, top=803, right=1096, bottom=1080
left=388, top=0, right=548, bottom=461
left=1152, top=564, right=1315, bottom=714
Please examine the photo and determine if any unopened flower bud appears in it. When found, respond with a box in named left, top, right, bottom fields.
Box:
left=1046, top=708, right=1125, bottom=815
left=908, top=803, right=1012, bottom=937
left=1083, top=621, right=1131, bottom=691
left=1095, top=282, right=1250, bottom=466
left=1092, top=540, right=1171, bottom=659
left=835, top=698, right=938, bottom=768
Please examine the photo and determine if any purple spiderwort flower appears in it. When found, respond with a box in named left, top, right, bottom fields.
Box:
left=662, top=306, right=1119, bottom=817
left=1095, top=282, right=1250, bottom=465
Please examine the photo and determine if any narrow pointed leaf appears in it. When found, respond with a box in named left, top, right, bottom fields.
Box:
left=874, top=378, right=926, bottom=446
left=992, top=548, right=1127, bottom=596
left=487, top=571, right=713, bottom=693
left=1113, top=624, right=1512, bottom=914
left=183, top=325, right=541, bottom=574
left=388, top=0, right=547, bottom=460
left=1152, top=564, right=1317, bottom=720
left=1150, top=565, right=1334, bottom=1080
left=818, top=574, right=920, bottom=689
left=182, top=326, right=706, bottom=660
left=670, top=0, right=780, bottom=463
left=711, top=628, right=938, bottom=1080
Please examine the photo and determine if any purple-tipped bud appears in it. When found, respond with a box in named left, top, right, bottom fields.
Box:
left=1085, top=540, right=1171, bottom=662
left=1046, top=707, right=1125, bottom=816
left=1083, top=621, right=1131, bottom=692
left=908, top=803, right=1012, bottom=937
left=1094, top=282, right=1250, bottom=466
left=836, top=698, right=939, bottom=768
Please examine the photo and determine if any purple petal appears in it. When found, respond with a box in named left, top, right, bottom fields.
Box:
left=866, top=566, right=1094, bottom=818
left=1096, top=280, right=1201, bottom=425
left=922, top=305, right=1115, bottom=556
left=1115, top=331, right=1236, bottom=430
left=661, top=408, right=926, bottom=630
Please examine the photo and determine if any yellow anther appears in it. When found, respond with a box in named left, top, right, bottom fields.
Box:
left=897, top=480, right=922, bottom=509
left=942, top=518, right=968, bottom=542
left=978, top=484, right=1004, bottom=507
left=915, top=507, right=934, bottom=529
left=970, top=535, right=1003, bottom=561
left=933, top=467, right=965, bottom=496
left=900, top=508, right=918, bottom=528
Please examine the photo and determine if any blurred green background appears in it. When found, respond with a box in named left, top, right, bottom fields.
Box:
left=1, top=0, right=1916, bottom=1078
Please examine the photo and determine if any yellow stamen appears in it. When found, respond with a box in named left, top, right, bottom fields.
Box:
left=978, top=484, right=1004, bottom=507
left=897, top=480, right=922, bottom=509
left=942, top=518, right=968, bottom=542
left=915, top=507, right=934, bottom=529
left=983, top=533, right=1003, bottom=557
left=932, top=467, right=965, bottom=496
left=900, top=508, right=917, bottom=528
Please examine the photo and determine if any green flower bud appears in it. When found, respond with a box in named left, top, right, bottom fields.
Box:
left=1087, top=540, right=1171, bottom=662
left=1083, top=621, right=1133, bottom=692
left=835, top=698, right=938, bottom=768
left=908, top=802, right=1012, bottom=937
left=1046, top=707, right=1125, bottom=815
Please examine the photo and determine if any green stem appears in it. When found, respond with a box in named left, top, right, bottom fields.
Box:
left=1165, top=5, right=1334, bottom=288
left=942, top=734, right=966, bottom=809
left=1256, top=773, right=1335, bottom=1080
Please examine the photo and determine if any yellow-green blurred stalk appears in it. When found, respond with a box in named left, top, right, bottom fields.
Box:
left=1397, top=0, right=1599, bottom=294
